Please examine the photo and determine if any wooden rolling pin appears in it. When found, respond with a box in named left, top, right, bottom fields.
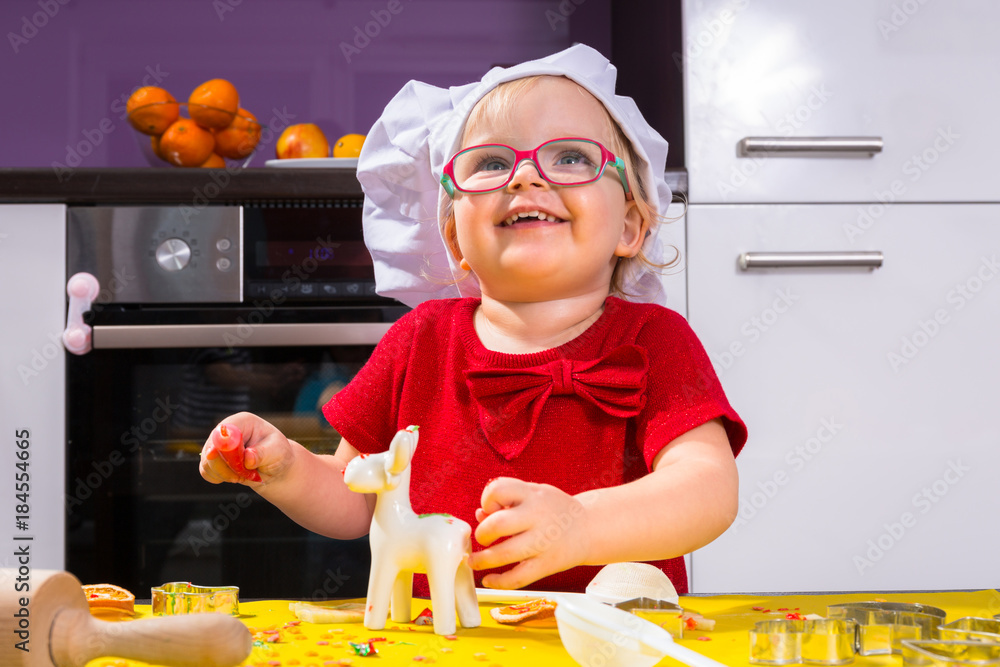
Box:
left=0, top=569, right=251, bottom=667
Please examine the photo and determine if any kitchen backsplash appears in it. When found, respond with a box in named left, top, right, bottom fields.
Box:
left=1, top=0, right=610, bottom=169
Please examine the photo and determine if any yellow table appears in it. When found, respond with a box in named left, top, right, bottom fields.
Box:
left=87, top=589, right=1000, bottom=667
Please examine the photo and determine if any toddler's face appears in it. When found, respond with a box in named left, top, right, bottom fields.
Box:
left=452, top=76, right=644, bottom=303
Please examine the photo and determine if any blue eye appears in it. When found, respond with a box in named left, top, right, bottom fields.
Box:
left=473, top=153, right=512, bottom=173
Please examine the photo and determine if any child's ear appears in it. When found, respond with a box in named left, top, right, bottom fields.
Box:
left=614, top=200, right=649, bottom=258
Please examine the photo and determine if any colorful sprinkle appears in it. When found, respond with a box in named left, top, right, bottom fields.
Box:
left=348, top=640, right=378, bottom=657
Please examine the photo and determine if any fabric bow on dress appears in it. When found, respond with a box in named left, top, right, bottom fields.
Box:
left=464, top=344, right=648, bottom=459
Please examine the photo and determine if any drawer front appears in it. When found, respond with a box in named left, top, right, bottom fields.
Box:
left=683, top=0, right=1000, bottom=203
left=687, top=203, right=1000, bottom=592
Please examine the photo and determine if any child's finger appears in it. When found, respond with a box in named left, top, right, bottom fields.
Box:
left=480, top=476, right=527, bottom=514
left=470, top=530, right=536, bottom=571
left=474, top=504, right=529, bottom=548
left=479, top=556, right=548, bottom=591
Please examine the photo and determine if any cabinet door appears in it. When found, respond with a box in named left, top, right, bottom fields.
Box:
left=0, top=204, right=67, bottom=570
left=683, top=0, right=1000, bottom=203
left=687, top=203, right=1000, bottom=592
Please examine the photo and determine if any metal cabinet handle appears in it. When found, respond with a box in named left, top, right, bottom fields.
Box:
left=739, top=137, right=883, bottom=156
left=92, top=322, right=392, bottom=349
left=739, top=251, right=884, bottom=270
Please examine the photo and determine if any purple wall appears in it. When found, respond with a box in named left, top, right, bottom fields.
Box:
left=0, top=0, right=611, bottom=170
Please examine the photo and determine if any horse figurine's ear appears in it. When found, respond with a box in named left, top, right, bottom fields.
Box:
left=385, top=425, right=418, bottom=479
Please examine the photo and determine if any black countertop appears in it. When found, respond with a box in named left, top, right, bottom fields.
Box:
left=0, top=167, right=687, bottom=205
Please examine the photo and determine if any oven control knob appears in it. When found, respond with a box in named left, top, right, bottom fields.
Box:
left=155, top=237, right=192, bottom=271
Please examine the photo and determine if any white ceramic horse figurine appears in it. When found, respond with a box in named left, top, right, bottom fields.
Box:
left=343, top=426, right=480, bottom=635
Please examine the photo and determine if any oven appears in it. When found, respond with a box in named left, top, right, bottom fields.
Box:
left=65, top=203, right=407, bottom=599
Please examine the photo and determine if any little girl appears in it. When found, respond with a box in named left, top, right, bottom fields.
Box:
left=200, top=44, right=747, bottom=596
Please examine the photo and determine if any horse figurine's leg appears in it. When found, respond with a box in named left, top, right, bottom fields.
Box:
left=363, top=550, right=394, bottom=631
left=390, top=570, right=413, bottom=623
left=425, top=557, right=460, bottom=636
left=455, top=559, right=481, bottom=629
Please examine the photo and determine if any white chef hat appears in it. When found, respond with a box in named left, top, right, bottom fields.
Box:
left=356, top=43, right=672, bottom=309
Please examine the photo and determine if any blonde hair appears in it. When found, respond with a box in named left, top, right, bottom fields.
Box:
left=441, top=75, right=678, bottom=298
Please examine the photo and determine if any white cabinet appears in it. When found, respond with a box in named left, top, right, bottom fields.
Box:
left=687, top=203, right=1000, bottom=592
left=683, top=0, right=1000, bottom=203
left=0, top=205, right=67, bottom=571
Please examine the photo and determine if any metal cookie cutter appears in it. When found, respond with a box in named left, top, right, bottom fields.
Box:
left=750, top=618, right=858, bottom=665
left=938, top=617, right=1000, bottom=643
left=151, top=582, right=240, bottom=616
left=612, top=597, right=686, bottom=637
left=827, top=602, right=946, bottom=656
left=901, top=640, right=1000, bottom=666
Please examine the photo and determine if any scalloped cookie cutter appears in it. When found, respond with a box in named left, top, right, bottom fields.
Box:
left=151, top=582, right=240, bottom=616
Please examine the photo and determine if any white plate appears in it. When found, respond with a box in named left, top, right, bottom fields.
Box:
left=264, top=157, right=358, bottom=168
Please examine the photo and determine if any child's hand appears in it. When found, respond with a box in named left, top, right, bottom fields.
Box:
left=470, top=477, right=591, bottom=589
left=199, top=412, right=293, bottom=486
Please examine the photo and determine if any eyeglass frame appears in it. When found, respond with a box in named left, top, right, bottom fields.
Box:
left=440, top=137, right=632, bottom=200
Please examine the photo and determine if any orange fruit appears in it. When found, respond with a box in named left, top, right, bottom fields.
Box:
left=333, top=133, right=365, bottom=158
left=188, top=78, right=239, bottom=130
left=276, top=123, right=329, bottom=159
left=83, top=583, right=135, bottom=615
left=214, top=108, right=261, bottom=159
left=159, top=118, right=216, bottom=167
left=127, top=86, right=179, bottom=135
left=199, top=153, right=226, bottom=168
left=150, top=135, right=168, bottom=162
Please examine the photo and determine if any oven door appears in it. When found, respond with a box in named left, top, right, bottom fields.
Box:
left=66, top=305, right=402, bottom=599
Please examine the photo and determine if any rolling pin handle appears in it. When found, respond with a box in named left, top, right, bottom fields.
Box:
left=48, top=608, right=252, bottom=667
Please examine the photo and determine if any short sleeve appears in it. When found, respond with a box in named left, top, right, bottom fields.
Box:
left=635, top=309, right=747, bottom=469
left=321, top=310, right=416, bottom=454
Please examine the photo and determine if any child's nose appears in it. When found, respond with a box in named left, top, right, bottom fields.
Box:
left=506, top=159, right=549, bottom=191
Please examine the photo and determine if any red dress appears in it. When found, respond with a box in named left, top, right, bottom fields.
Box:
left=323, top=297, right=747, bottom=595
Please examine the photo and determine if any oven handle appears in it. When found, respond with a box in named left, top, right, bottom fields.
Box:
left=92, top=322, right=393, bottom=349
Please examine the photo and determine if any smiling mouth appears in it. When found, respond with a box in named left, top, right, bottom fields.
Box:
left=499, top=210, right=566, bottom=227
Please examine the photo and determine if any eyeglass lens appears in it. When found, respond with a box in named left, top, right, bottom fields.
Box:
left=452, top=140, right=605, bottom=192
